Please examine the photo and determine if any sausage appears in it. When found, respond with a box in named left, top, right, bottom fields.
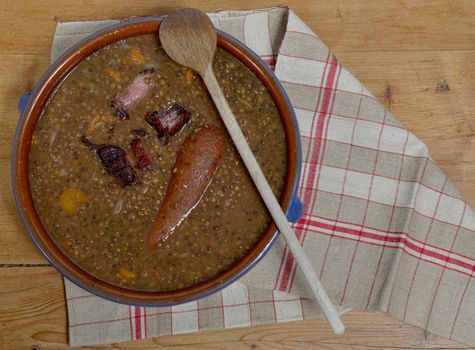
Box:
left=147, top=125, right=226, bottom=250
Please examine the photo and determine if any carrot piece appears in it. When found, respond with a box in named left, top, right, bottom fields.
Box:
left=60, top=188, right=87, bottom=214
left=118, top=267, right=136, bottom=280
left=106, top=68, right=122, bottom=82
left=184, top=68, right=194, bottom=82
left=130, top=47, right=146, bottom=64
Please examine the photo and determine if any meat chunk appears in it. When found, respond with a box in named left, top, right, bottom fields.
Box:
left=145, top=104, right=190, bottom=138
left=110, top=68, right=155, bottom=120
left=130, top=138, right=152, bottom=170
left=81, top=136, right=140, bottom=186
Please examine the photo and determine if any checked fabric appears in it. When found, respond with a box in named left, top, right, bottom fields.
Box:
left=51, top=7, right=475, bottom=347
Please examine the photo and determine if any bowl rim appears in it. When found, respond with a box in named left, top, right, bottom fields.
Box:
left=11, top=16, right=302, bottom=306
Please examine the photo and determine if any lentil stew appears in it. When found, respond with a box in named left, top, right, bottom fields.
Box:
left=29, top=34, right=287, bottom=292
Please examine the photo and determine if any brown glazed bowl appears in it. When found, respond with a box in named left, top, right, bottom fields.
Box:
left=12, top=16, right=303, bottom=306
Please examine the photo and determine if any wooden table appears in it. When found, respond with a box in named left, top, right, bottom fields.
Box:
left=1, top=1, right=474, bottom=349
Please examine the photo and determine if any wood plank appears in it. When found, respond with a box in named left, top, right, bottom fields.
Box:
left=0, top=267, right=470, bottom=349
left=0, top=0, right=474, bottom=54
left=2, top=48, right=474, bottom=263
left=0, top=53, right=51, bottom=265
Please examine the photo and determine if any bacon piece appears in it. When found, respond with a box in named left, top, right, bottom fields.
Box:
left=110, top=68, right=155, bottom=120
left=81, top=136, right=140, bottom=186
left=145, top=104, right=190, bottom=138
left=130, top=138, right=152, bottom=170
left=146, top=126, right=225, bottom=250
left=96, top=146, right=140, bottom=186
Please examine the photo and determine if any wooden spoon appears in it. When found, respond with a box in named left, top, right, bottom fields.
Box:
left=159, top=8, right=345, bottom=335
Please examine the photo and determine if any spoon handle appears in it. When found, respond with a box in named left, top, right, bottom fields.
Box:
left=203, top=64, right=345, bottom=335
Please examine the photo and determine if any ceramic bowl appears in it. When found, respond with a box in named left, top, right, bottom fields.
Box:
left=12, top=16, right=303, bottom=306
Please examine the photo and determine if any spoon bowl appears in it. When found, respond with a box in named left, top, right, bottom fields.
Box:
left=159, top=8, right=217, bottom=75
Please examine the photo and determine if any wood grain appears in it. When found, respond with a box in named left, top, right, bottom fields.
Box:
left=1, top=0, right=474, bottom=349
left=1, top=0, right=475, bottom=54
left=0, top=54, right=50, bottom=265
left=0, top=267, right=470, bottom=350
